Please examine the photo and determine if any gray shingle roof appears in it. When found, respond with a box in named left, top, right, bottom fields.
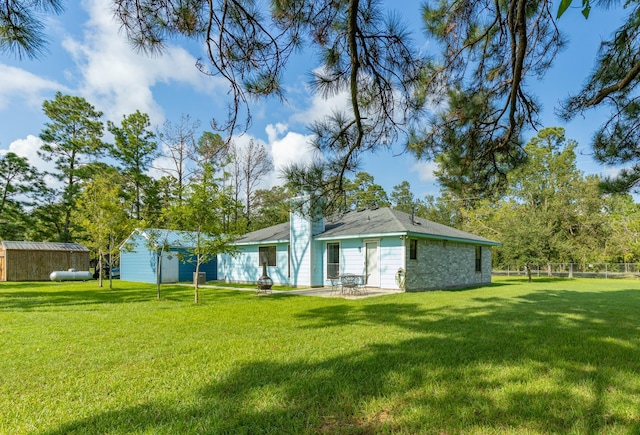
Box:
left=1, top=241, right=89, bottom=251
left=319, top=208, right=498, bottom=244
left=124, top=228, right=219, bottom=249
left=235, top=222, right=290, bottom=244
left=234, top=207, right=499, bottom=246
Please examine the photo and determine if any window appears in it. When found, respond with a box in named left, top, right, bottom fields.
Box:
left=475, top=246, right=482, bottom=272
left=259, top=246, right=277, bottom=266
left=327, top=242, right=340, bottom=278
left=409, top=239, right=417, bottom=260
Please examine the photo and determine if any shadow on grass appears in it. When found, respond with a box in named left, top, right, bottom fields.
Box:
left=0, top=281, right=247, bottom=310
left=38, top=287, right=640, bottom=434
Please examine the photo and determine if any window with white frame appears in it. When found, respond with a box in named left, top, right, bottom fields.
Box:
left=259, top=246, right=277, bottom=266
left=327, top=242, right=340, bottom=278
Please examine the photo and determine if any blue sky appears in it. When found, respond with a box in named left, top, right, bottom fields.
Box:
left=0, top=0, right=630, bottom=200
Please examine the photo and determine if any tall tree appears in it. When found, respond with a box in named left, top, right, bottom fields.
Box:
left=559, top=3, right=640, bottom=193
left=344, top=172, right=390, bottom=210
left=227, top=142, right=244, bottom=230
left=114, top=0, right=425, bottom=208
left=195, top=131, right=236, bottom=231
left=390, top=180, right=428, bottom=215
left=0, top=152, right=46, bottom=219
left=25, top=188, right=65, bottom=241
left=422, top=193, right=464, bottom=229
left=107, top=110, right=158, bottom=220
left=157, top=114, right=200, bottom=205
left=39, top=92, right=105, bottom=242
left=603, top=194, right=640, bottom=264
left=464, top=127, right=608, bottom=276
left=409, top=0, right=563, bottom=197
left=168, top=162, right=237, bottom=303
left=72, top=166, right=134, bottom=288
left=195, top=131, right=229, bottom=167
left=0, top=152, right=49, bottom=240
left=237, top=139, right=273, bottom=231
left=251, top=186, right=292, bottom=230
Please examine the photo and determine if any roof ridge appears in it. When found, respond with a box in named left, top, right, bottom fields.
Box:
left=385, top=207, right=411, bottom=231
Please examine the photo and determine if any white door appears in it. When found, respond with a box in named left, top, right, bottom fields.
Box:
left=365, top=241, right=380, bottom=287
left=161, top=252, right=179, bottom=283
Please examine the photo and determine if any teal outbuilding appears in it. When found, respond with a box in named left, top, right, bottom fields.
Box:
left=119, top=229, right=217, bottom=284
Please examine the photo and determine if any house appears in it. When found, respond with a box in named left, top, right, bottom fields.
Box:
left=218, top=200, right=500, bottom=291
left=0, top=241, right=90, bottom=281
left=119, top=229, right=218, bottom=284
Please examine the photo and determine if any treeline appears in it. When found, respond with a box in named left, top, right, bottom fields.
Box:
left=0, top=92, right=286, bottom=251
left=419, top=128, right=640, bottom=268
left=316, top=128, right=640, bottom=268
left=2, top=94, right=639, bottom=269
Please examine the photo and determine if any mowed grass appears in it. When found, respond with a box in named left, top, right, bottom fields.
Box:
left=1, top=277, right=640, bottom=434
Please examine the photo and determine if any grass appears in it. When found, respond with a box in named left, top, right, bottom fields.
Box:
left=1, top=277, right=640, bottom=434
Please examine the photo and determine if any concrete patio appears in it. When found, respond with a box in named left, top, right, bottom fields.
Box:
left=196, top=283, right=404, bottom=299
left=270, top=286, right=404, bottom=299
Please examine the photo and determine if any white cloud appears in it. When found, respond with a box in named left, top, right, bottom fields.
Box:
left=63, top=0, right=224, bottom=126
left=217, top=125, right=317, bottom=188
left=289, top=84, right=351, bottom=127
left=410, top=160, right=439, bottom=183
left=265, top=123, right=288, bottom=144
left=5, top=135, right=47, bottom=169
left=4, top=135, right=61, bottom=188
left=0, top=64, right=65, bottom=110
left=268, top=125, right=317, bottom=173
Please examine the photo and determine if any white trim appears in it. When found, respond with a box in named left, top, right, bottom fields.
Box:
left=258, top=245, right=278, bottom=267
left=363, top=239, right=380, bottom=287
left=325, top=241, right=341, bottom=278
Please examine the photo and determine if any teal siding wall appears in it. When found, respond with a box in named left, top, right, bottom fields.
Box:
left=319, top=237, right=404, bottom=289
left=120, top=234, right=158, bottom=283
left=379, top=237, right=404, bottom=289
left=175, top=248, right=218, bottom=282
left=120, top=233, right=217, bottom=284
left=310, top=239, right=324, bottom=286
left=290, top=211, right=311, bottom=287
left=218, top=243, right=290, bottom=285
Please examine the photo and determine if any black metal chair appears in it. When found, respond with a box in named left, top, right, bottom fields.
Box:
left=341, top=274, right=358, bottom=294
left=355, top=274, right=369, bottom=295
left=329, top=275, right=341, bottom=295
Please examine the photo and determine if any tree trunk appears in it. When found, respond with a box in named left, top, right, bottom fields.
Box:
left=156, top=250, right=162, bottom=300
left=526, top=264, right=532, bottom=282
left=194, top=258, right=200, bottom=304
left=568, top=263, right=574, bottom=279
left=98, top=249, right=103, bottom=288
left=108, top=236, right=113, bottom=290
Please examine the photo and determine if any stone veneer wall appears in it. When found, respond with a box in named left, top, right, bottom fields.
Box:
left=404, top=239, right=492, bottom=291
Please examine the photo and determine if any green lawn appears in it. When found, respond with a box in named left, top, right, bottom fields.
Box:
left=1, top=277, right=640, bottom=434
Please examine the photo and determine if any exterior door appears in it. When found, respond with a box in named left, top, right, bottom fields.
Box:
left=365, top=241, right=380, bottom=287
left=0, top=255, right=4, bottom=281
left=161, top=252, right=179, bottom=283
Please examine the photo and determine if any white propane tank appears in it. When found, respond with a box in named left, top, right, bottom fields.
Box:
left=49, top=269, right=93, bottom=281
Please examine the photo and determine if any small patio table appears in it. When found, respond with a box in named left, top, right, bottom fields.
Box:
left=340, top=273, right=365, bottom=295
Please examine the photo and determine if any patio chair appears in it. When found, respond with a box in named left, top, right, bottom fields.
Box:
left=341, top=274, right=358, bottom=295
left=355, top=274, right=369, bottom=295
left=329, top=275, right=341, bottom=295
